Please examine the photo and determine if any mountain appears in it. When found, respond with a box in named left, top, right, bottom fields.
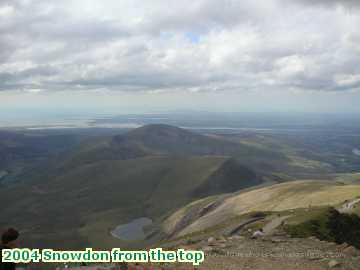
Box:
left=119, top=124, right=268, bottom=156
left=0, top=124, right=279, bottom=249
left=25, top=124, right=289, bottom=190
left=64, top=180, right=360, bottom=270
left=163, top=180, right=360, bottom=237
left=145, top=180, right=360, bottom=270
left=192, top=158, right=260, bottom=197
left=56, top=124, right=287, bottom=170
left=0, top=130, right=83, bottom=183
left=2, top=124, right=360, bottom=270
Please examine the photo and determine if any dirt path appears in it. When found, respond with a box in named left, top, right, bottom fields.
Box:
left=227, top=217, right=265, bottom=236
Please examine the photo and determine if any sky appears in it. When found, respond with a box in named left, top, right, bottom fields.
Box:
left=1, top=0, right=360, bottom=115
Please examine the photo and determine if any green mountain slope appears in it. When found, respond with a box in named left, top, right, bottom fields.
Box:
left=0, top=156, right=228, bottom=248
left=163, top=180, right=360, bottom=237
left=0, top=131, right=82, bottom=183
left=52, top=124, right=287, bottom=171
left=1, top=125, right=276, bottom=249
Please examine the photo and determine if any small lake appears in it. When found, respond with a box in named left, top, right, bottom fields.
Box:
left=353, top=148, right=360, bottom=156
left=111, top=217, right=152, bottom=241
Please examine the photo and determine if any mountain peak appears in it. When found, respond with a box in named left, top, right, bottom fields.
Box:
left=127, top=124, right=190, bottom=136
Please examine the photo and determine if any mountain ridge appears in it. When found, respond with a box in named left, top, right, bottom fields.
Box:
left=0, top=124, right=271, bottom=249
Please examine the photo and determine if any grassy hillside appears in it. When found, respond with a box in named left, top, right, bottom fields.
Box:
left=0, top=124, right=274, bottom=249
left=23, top=124, right=327, bottom=186
left=0, top=131, right=83, bottom=183
left=0, top=156, right=229, bottom=248
left=2, top=125, right=356, bottom=250
left=192, top=158, right=261, bottom=197
left=49, top=124, right=288, bottom=172
left=285, top=207, right=360, bottom=249
left=164, top=180, right=360, bottom=236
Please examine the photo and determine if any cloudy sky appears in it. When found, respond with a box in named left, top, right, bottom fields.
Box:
left=1, top=0, right=360, bottom=115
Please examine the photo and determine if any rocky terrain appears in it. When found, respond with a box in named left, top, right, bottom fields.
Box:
left=158, top=236, right=359, bottom=270
left=66, top=234, right=360, bottom=270
left=64, top=196, right=360, bottom=270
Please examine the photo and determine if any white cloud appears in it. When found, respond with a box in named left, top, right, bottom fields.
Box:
left=275, top=55, right=306, bottom=78
left=23, top=88, right=43, bottom=93
left=335, top=74, right=360, bottom=87
left=0, top=4, right=14, bottom=17
left=0, top=0, right=359, bottom=97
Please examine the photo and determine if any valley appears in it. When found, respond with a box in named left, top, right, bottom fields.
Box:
left=0, top=122, right=360, bottom=269
left=3, top=1, right=360, bottom=269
